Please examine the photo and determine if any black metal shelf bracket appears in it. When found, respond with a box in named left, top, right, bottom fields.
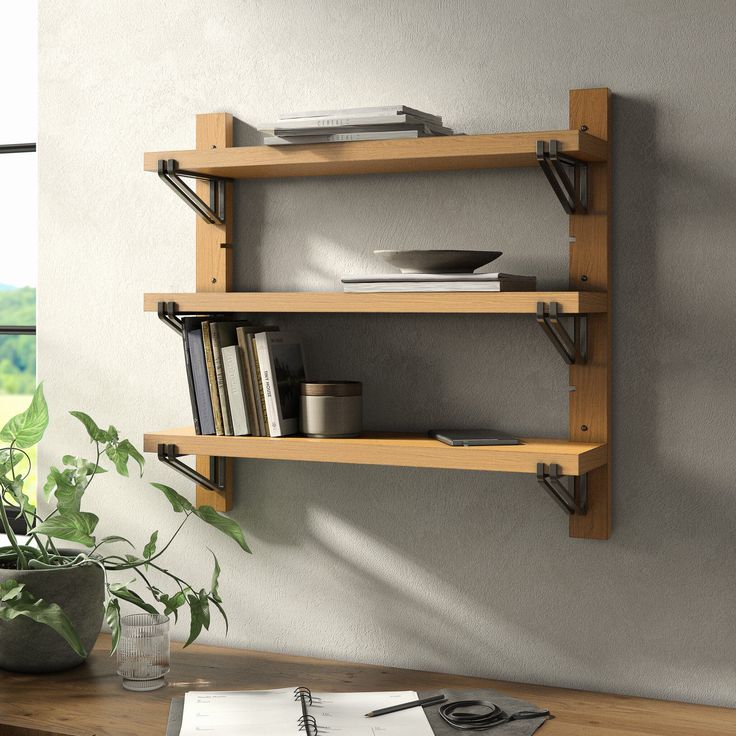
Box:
left=537, top=463, right=587, bottom=515
left=157, top=159, right=228, bottom=225
left=157, top=301, right=183, bottom=335
left=536, top=301, right=587, bottom=365
left=157, top=443, right=226, bottom=492
left=536, top=140, right=588, bottom=214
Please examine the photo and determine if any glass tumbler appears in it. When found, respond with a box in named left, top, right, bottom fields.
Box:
left=116, top=613, right=170, bottom=691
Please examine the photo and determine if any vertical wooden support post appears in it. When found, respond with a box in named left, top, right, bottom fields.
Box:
left=568, top=88, right=611, bottom=539
left=195, top=113, right=233, bottom=511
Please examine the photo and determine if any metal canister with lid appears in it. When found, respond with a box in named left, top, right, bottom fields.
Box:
left=300, top=381, right=362, bottom=438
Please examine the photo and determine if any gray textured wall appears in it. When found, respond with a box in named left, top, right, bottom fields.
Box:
left=38, top=0, right=736, bottom=706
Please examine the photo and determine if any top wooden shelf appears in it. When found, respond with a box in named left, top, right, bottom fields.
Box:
left=143, top=129, right=607, bottom=179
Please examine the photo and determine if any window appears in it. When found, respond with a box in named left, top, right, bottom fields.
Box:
left=1, top=5, right=38, bottom=530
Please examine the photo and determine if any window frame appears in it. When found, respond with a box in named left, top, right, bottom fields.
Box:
left=0, top=142, right=37, bottom=534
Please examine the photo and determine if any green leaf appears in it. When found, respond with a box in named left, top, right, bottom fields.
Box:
left=0, top=384, right=49, bottom=449
left=106, top=445, right=129, bottom=477
left=63, top=455, right=107, bottom=475
left=69, top=411, right=109, bottom=443
left=198, top=590, right=211, bottom=630
left=108, top=583, right=158, bottom=615
left=151, top=483, right=193, bottom=513
left=184, top=593, right=208, bottom=647
left=194, top=505, right=251, bottom=553
left=105, top=598, right=121, bottom=654
left=209, top=550, right=222, bottom=603
left=0, top=580, right=25, bottom=602
left=158, top=589, right=186, bottom=622
left=143, top=531, right=158, bottom=561
left=45, top=466, right=83, bottom=513
left=118, top=440, right=145, bottom=477
left=34, top=511, right=99, bottom=547
left=0, top=448, right=31, bottom=480
left=96, top=535, right=134, bottom=548
left=0, top=449, right=12, bottom=477
left=0, top=581, right=86, bottom=658
left=208, top=594, right=229, bottom=635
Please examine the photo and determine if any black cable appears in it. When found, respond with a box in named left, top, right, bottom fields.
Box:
left=439, top=700, right=550, bottom=730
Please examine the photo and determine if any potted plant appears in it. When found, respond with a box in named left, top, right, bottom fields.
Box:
left=0, top=385, right=250, bottom=673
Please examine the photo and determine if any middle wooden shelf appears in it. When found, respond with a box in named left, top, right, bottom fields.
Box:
left=143, top=428, right=607, bottom=477
left=144, top=291, right=607, bottom=315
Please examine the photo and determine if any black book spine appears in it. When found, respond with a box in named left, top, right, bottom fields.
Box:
left=181, top=318, right=201, bottom=435
left=186, top=323, right=216, bottom=436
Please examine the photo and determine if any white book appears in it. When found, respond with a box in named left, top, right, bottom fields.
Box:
left=264, top=130, right=425, bottom=146
left=221, top=346, right=251, bottom=436
left=253, top=332, right=306, bottom=437
left=260, top=115, right=452, bottom=135
left=342, top=272, right=536, bottom=283
left=343, top=280, right=536, bottom=293
left=279, top=105, right=442, bottom=125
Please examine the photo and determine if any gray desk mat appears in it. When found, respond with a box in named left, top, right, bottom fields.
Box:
left=166, top=688, right=550, bottom=735
left=418, top=688, right=550, bottom=736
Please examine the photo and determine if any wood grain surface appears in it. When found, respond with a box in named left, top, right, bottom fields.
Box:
left=144, top=291, right=608, bottom=314
left=143, top=130, right=607, bottom=179
left=568, top=88, right=612, bottom=539
left=193, top=113, right=233, bottom=512
left=143, top=428, right=607, bottom=476
left=0, top=635, right=733, bottom=736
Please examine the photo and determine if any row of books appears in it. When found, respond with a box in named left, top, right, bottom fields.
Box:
left=180, top=318, right=306, bottom=437
left=341, top=273, right=537, bottom=293
left=258, top=105, right=455, bottom=146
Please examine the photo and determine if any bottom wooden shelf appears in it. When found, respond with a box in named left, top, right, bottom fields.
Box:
left=143, top=428, right=607, bottom=477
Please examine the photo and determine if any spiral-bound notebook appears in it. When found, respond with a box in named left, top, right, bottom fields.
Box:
left=173, top=686, right=435, bottom=736
left=167, top=685, right=549, bottom=736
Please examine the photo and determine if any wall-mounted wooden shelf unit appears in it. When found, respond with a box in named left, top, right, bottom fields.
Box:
left=143, top=428, right=607, bottom=477
left=144, top=291, right=607, bottom=315
left=144, top=129, right=606, bottom=180
left=142, top=87, right=612, bottom=539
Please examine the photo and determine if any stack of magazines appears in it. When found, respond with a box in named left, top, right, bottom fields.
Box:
left=258, top=106, right=454, bottom=145
left=341, top=273, right=536, bottom=293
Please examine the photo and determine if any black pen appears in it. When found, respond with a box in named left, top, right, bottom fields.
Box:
left=365, top=694, right=447, bottom=718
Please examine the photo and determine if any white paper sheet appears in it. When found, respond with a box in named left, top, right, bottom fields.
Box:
left=178, top=687, right=436, bottom=736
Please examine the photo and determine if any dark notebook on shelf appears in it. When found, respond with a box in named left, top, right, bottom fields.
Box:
left=429, top=429, right=521, bottom=446
left=181, top=317, right=215, bottom=436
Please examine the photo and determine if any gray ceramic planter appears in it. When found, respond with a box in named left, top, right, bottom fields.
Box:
left=0, top=560, right=105, bottom=673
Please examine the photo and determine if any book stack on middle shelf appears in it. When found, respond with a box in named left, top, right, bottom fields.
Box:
left=342, top=272, right=536, bottom=293
left=181, top=318, right=306, bottom=438
left=258, top=105, right=455, bottom=145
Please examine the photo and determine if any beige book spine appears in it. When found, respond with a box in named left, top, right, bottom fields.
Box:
left=236, top=327, right=261, bottom=436
left=201, top=322, right=224, bottom=436
left=251, top=335, right=270, bottom=437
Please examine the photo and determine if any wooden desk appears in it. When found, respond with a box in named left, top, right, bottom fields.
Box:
left=0, top=635, right=733, bottom=736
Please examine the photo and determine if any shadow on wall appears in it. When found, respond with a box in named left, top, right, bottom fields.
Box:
left=221, top=96, right=736, bottom=704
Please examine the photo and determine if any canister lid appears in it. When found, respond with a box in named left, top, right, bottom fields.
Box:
left=300, top=381, right=362, bottom=397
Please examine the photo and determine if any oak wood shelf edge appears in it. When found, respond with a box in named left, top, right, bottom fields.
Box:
left=143, top=129, right=607, bottom=179
left=143, top=428, right=607, bottom=476
left=144, top=290, right=608, bottom=314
